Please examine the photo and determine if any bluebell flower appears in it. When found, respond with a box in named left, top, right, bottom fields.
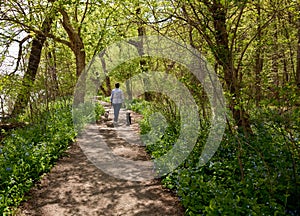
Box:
left=0, top=148, right=2, bottom=154
left=6, top=167, right=12, bottom=171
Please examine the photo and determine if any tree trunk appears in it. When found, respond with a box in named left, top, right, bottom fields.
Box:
left=271, top=20, right=280, bottom=100
left=125, top=80, right=133, bottom=101
left=254, top=1, right=263, bottom=106
left=296, top=9, right=300, bottom=89
left=99, top=52, right=111, bottom=97
left=59, top=9, right=86, bottom=105
left=136, top=6, right=151, bottom=101
left=11, top=14, right=54, bottom=116
left=47, top=48, right=59, bottom=99
left=208, top=1, right=252, bottom=134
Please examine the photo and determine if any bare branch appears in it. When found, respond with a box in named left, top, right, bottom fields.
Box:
left=10, top=35, right=31, bottom=76
left=47, top=33, right=71, bottom=48
left=236, top=12, right=276, bottom=73
left=229, top=2, right=246, bottom=54
left=79, top=0, right=90, bottom=33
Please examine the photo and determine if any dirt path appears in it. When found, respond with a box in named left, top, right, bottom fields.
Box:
left=17, top=102, right=184, bottom=216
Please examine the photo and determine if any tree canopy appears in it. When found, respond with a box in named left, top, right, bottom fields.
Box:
left=0, top=0, right=299, bottom=214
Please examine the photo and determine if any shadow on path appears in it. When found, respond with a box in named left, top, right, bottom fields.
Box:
left=17, top=102, right=184, bottom=216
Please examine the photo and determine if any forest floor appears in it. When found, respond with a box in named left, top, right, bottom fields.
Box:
left=16, top=102, right=184, bottom=216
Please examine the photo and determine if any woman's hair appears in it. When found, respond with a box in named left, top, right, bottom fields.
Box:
left=115, top=83, right=120, bottom=88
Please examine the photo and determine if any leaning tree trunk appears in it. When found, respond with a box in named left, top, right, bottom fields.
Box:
left=11, top=13, right=54, bottom=117
left=59, top=9, right=86, bottom=105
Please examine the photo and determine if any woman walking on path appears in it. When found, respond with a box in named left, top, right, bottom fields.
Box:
left=110, top=83, right=124, bottom=125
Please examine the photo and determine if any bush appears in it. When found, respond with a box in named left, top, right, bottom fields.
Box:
left=95, top=102, right=105, bottom=119
left=0, top=100, right=76, bottom=214
left=139, top=101, right=300, bottom=215
left=126, top=99, right=150, bottom=114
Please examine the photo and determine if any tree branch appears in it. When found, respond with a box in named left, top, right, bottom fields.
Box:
left=79, top=0, right=90, bottom=33
left=10, top=35, right=31, bottom=76
left=229, top=2, right=246, bottom=54
left=236, top=11, right=276, bottom=73
left=47, top=33, right=72, bottom=47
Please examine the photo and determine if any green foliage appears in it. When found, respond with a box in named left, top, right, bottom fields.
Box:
left=72, top=101, right=101, bottom=132
left=139, top=102, right=300, bottom=215
left=0, top=100, right=76, bottom=214
left=0, top=0, right=299, bottom=215
left=145, top=122, right=180, bottom=158
left=100, top=96, right=111, bottom=103
left=95, top=102, right=105, bottom=120
left=126, top=99, right=150, bottom=114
